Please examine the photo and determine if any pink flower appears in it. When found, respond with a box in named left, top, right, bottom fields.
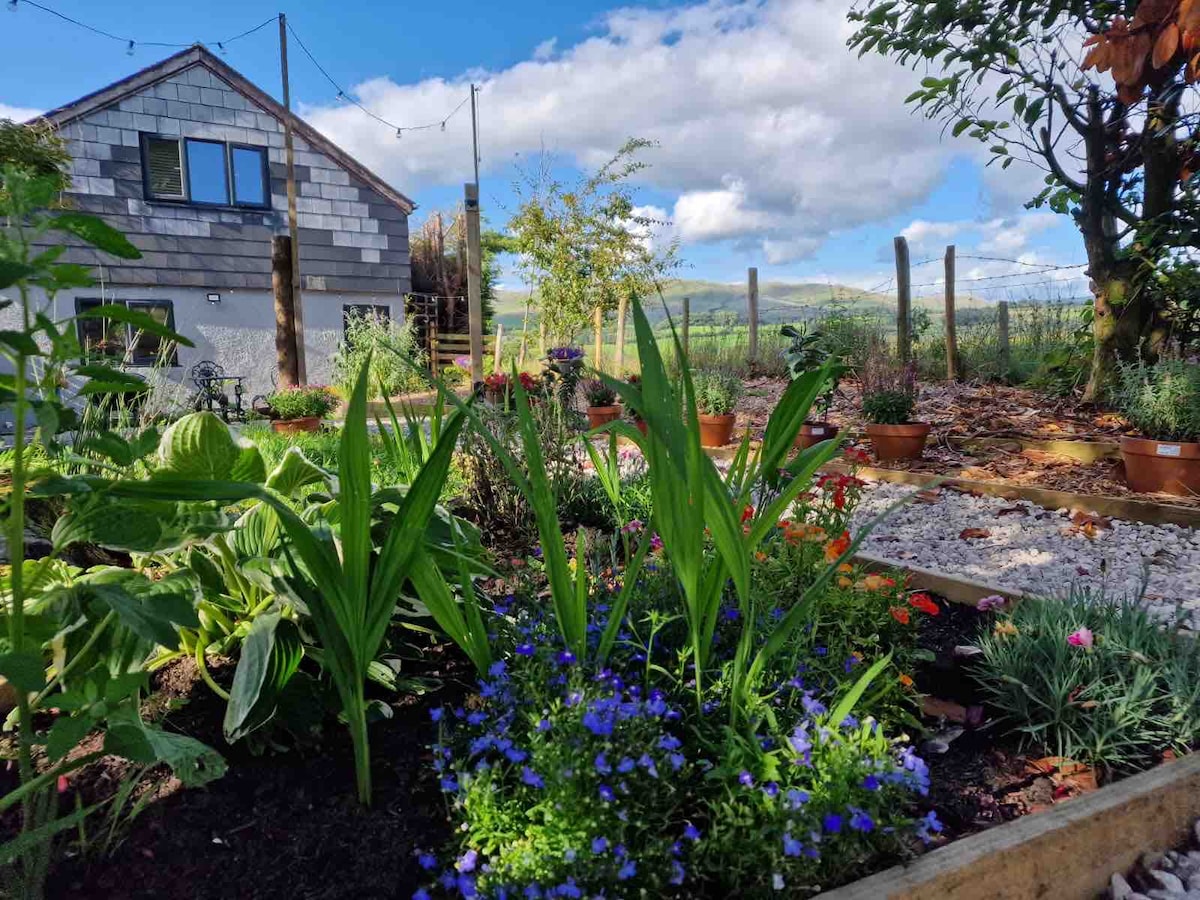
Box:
left=1067, top=627, right=1094, bottom=648
left=57, top=775, right=69, bottom=794
left=976, top=594, right=1006, bottom=612
left=621, top=519, right=644, bottom=535
left=649, top=533, right=664, bottom=551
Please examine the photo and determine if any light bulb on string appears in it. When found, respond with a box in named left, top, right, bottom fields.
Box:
left=217, top=41, right=226, bottom=54
left=395, top=128, right=402, bottom=140
left=440, top=121, right=446, bottom=132
left=126, top=40, right=135, bottom=55
left=7, top=1, right=19, bottom=12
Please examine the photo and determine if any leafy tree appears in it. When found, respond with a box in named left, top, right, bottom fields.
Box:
left=507, top=138, right=680, bottom=346
left=0, top=119, right=70, bottom=202
left=849, top=0, right=1200, bottom=398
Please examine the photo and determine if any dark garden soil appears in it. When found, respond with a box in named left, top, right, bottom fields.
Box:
left=17, top=594, right=1104, bottom=899
left=41, top=644, right=474, bottom=900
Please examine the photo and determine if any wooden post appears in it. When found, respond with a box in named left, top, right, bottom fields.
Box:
left=944, top=244, right=959, bottom=381
left=747, top=268, right=759, bottom=363
left=998, top=300, right=1011, bottom=380
left=538, top=320, right=546, bottom=357
left=464, top=183, right=484, bottom=384
left=895, top=236, right=911, bottom=365
left=278, top=14, right=305, bottom=383
left=493, top=324, right=504, bottom=371
left=681, top=296, right=690, bottom=358
left=272, top=236, right=299, bottom=387
left=614, top=296, right=627, bottom=373
left=593, top=307, right=604, bottom=373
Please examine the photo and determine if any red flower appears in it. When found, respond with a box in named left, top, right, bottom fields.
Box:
left=741, top=504, right=755, bottom=524
left=908, top=593, right=940, bottom=616
left=889, top=606, right=911, bottom=625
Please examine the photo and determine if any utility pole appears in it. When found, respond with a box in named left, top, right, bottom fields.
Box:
left=470, top=84, right=480, bottom=190
left=465, top=182, right=484, bottom=384
left=278, top=13, right=306, bottom=383
left=272, top=236, right=299, bottom=387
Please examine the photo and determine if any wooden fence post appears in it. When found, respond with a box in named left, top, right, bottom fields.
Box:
left=681, top=296, right=690, bottom=358
left=998, top=300, right=1011, bottom=380
left=944, top=244, right=959, bottom=381
left=747, top=268, right=759, bottom=363
left=615, top=296, right=627, bottom=373
left=593, top=307, right=604, bottom=373
left=464, top=183, right=484, bottom=385
left=493, top=324, right=504, bottom=371
left=271, top=235, right=299, bottom=388
left=894, top=236, right=911, bottom=365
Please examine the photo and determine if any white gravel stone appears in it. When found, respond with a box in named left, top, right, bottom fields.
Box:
left=851, top=482, right=1200, bottom=628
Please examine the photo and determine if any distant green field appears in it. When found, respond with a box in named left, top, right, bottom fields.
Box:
left=489, top=277, right=970, bottom=331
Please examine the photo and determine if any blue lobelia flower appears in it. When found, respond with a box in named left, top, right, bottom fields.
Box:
left=823, top=813, right=843, bottom=834
left=521, top=767, right=545, bottom=789
left=849, top=806, right=875, bottom=833
left=591, top=836, right=609, bottom=854
left=782, top=833, right=802, bottom=857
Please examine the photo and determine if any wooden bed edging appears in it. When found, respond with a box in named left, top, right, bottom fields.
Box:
left=853, top=553, right=1019, bottom=608
left=950, top=435, right=1121, bottom=463
left=819, top=751, right=1200, bottom=900
left=824, top=462, right=1200, bottom=530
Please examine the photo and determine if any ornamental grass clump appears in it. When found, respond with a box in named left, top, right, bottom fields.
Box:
left=859, top=352, right=918, bottom=425
left=973, top=586, right=1200, bottom=777
left=1111, top=348, right=1200, bottom=442
left=692, top=368, right=742, bottom=416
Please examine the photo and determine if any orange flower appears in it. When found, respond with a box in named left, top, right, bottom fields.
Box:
left=859, top=573, right=895, bottom=592
left=994, top=620, right=1019, bottom=638
left=908, top=593, right=940, bottom=616
left=837, top=576, right=853, bottom=588
left=777, top=519, right=792, bottom=531
left=837, top=563, right=853, bottom=574
left=889, top=606, right=911, bottom=625
left=754, top=551, right=767, bottom=562
left=784, top=523, right=827, bottom=545
left=898, top=673, right=914, bottom=688
left=824, top=530, right=851, bottom=563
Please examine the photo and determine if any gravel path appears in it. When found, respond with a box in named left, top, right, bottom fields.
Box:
left=851, top=481, right=1200, bottom=628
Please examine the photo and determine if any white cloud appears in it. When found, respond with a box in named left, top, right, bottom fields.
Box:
left=532, top=38, right=558, bottom=61
left=0, top=103, right=41, bottom=122
left=300, top=0, right=985, bottom=262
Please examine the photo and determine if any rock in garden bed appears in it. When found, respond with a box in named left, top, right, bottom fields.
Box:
left=1108, top=820, right=1200, bottom=898
left=851, top=481, right=1200, bottom=627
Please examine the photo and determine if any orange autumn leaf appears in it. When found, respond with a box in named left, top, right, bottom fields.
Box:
left=1154, top=21, right=1182, bottom=65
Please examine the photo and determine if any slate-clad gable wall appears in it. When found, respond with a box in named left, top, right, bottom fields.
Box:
left=55, top=63, right=410, bottom=295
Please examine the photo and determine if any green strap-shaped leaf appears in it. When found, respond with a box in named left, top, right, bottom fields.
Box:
left=76, top=303, right=193, bottom=347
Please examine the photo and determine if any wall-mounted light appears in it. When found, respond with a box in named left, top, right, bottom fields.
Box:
left=206, top=292, right=221, bottom=304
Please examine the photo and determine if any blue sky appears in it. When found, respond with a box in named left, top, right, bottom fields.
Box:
left=0, top=0, right=1090, bottom=297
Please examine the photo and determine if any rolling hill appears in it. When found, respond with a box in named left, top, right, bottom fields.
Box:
left=491, top=278, right=986, bottom=330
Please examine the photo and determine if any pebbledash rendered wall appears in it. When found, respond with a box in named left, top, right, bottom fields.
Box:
left=20, top=48, right=414, bottom=398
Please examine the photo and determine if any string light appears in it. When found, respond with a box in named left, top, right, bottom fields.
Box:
left=6, top=1, right=275, bottom=52
left=286, top=21, right=471, bottom=138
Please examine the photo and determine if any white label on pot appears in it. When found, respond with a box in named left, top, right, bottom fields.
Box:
left=1156, top=444, right=1182, bottom=457
left=810, top=427, right=825, bottom=436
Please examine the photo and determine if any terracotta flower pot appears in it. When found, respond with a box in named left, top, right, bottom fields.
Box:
left=698, top=413, right=736, bottom=448
left=865, top=422, right=931, bottom=461
left=587, top=405, right=621, bottom=429
left=272, top=416, right=321, bottom=435
left=795, top=422, right=840, bottom=450
left=1120, top=436, right=1200, bottom=497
